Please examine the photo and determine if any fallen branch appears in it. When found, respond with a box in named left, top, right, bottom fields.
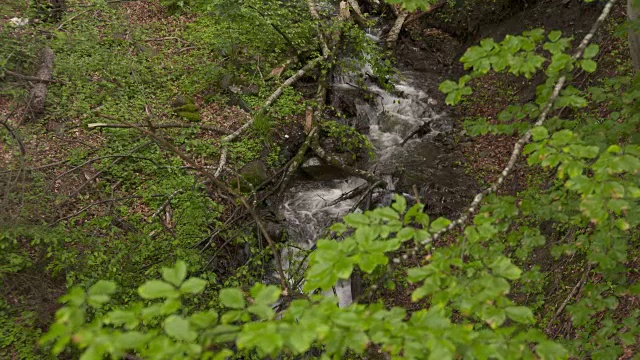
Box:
left=89, top=119, right=231, bottom=135
left=545, top=264, right=592, bottom=335
left=327, top=180, right=370, bottom=207
left=400, top=121, right=431, bottom=147
left=28, top=47, right=55, bottom=120
left=396, top=0, right=617, bottom=261
left=214, top=55, right=327, bottom=177
left=386, top=11, right=409, bottom=49
left=4, top=70, right=59, bottom=83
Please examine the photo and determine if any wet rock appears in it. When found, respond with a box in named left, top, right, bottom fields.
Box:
left=300, top=157, right=344, bottom=180
left=264, top=220, right=284, bottom=243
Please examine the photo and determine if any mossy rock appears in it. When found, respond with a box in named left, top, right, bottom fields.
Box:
left=174, top=103, right=198, bottom=113
left=171, top=95, right=195, bottom=108
left=177, top=111, right=201, bottom=122
left=237, top=160, right=270, bottom=191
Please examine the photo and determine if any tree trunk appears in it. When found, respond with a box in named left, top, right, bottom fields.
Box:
left=629, top=0, right=640, bottom=69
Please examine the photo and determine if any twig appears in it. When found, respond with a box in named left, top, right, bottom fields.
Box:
left=89, top=118, right=231, bottom=135
left=145, top=37, right=189, bottom=44
left=57, top=9, right=92, bottom=30
left=0, top=118, right=26, bottom=155
left=545, top=264, right=592, bottom=335
left=396, top=0, right=617, bottom=261
left=52, top=195, right=146, bottom=225
left=149, top=189, right=183, bottom=222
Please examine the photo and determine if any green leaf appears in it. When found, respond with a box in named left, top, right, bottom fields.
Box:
left=548, top=30, right=562, bottom=42
left=536, top=341, right=569, bottom=360
left=250, top=284, right=281, bottom=305
left=247, top=303, right=275, bottom=319
left=344, top=213, right=370, bottom=227
left=138, top=280, right=179, bottom=299
left=396, top=227, right=415, bottom=242
left=162, top=260, right=188, bottom=287
left=60, top=287, right=86, bottom=306
left=438, top=80, right=458, bottom=94
left=116, top=332, right=151, bottom=349
left=531, top=126, right=549, bottom=141
left=164, top=315, right=198, bottom=342
left=180, top=278, right=207, bottom=294
left=88, top=280, right=116, bottom=296
left=392, top=194, right=407, bottom=214
left=580, top=59, right=597, bottom=73
left=490, top=256, right=522, bottom=280
left=219, top=288, right=246, bottom=309
left=583, top=43, right=599, bottom=59
left=429, top=217, right=451, bottom=233
left=189, top=310, right=218, bottom=329
left=505, top=306, right=535, bottom=324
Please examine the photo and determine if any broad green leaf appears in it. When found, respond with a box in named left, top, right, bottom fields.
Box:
left=490, top=256, right=522, bottom=280
left=583, top=43, right=599, bottom=59
left=180, top=278, right=207, bottom=294
left=580, top=59, right=597, bottom=73
left=547, top=30, right=562, bottom=42
left=164, top=315, right=197, bottom=342
left=247, top=303, right=275, bottom=319
left=219, top=288, right=246, bottom=309
left=438, top=80, right=458, bottom=94
left=429, top=217, right=451, bottom=233
left=87, top=281, right=116, bottom=307
left=251, top=283, right=281, bottom=305
left=505, top=306, right=535, bottom=324
left=162, top=260, right=188, bottom=287
left=344, top=213, right=370, bottom=227
left=531, top=126, right=548, bottom=141
left=536, top=341, right=568, bottom=360
left=88, top=280, right=116, bottom=296
left=138, top=280, right=179, bottom=299
left=189, top=310, right=218, bottom=329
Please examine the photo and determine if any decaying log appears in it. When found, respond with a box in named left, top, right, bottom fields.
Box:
left=28, top=47, right=55, bottom=120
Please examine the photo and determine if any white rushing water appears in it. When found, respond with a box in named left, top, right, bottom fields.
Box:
left=279, top=48, right=448, bottom=307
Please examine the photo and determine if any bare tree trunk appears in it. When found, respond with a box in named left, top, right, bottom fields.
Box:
left=29, top=47, right=55, bottom=120
left=629, top=0, right=640, bottom=69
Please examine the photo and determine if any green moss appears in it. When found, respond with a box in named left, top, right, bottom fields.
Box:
left=177, top=111, right=201, bottom=122
left=175, top=103, right=198, bottom=113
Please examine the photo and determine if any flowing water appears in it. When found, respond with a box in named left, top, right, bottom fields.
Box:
left=278, top=39, right=453, bottom=307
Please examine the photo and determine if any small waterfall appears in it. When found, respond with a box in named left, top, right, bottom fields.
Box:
left=279, top=41, right=449, bottom=307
